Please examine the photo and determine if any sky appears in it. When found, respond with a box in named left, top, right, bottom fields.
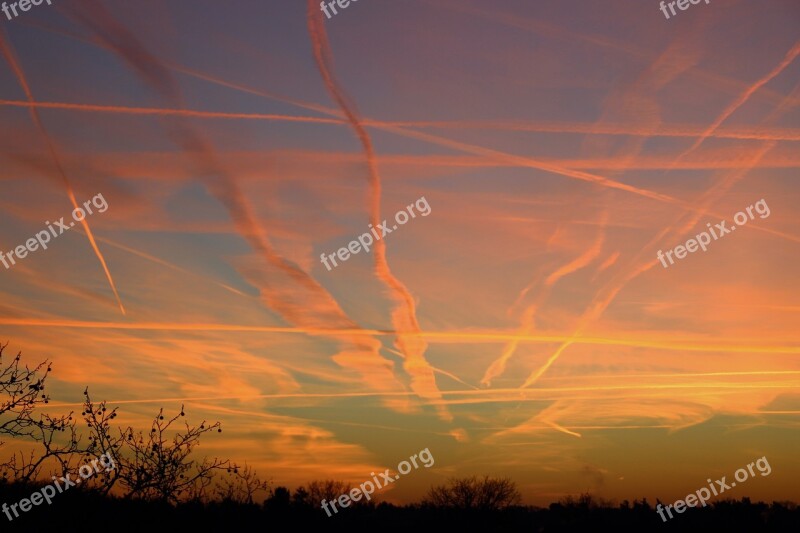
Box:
left=0, top=0, right=798, bottom=505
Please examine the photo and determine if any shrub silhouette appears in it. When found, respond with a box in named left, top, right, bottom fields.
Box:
left=215, top=463, right=270, bottom=504
left=0, top=342, right=76, bottom=482
left=424, top=475, right=521, bottom=511
left=304, top=479, right=353, bottom=509
left=0, top=343, right=269, bottom=504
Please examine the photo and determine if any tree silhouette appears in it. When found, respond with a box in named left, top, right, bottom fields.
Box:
left=424, top=475, right=521, bottom=511
left=304, top=479, right=352, bottom=508
left=78, top=389, right=123, bottom=494
left=74, top=389, right=231, bottom=502
left=215, top=463, right=270, bottom=504
left=117, top=404, right=227, bottom=502
left=292, top=486, right=310, bottom=507
left=0, top=342, right=76, bottom=482
left=264, top=486, right=291, bottom=512
left=559, top=492, right=602, bottom=509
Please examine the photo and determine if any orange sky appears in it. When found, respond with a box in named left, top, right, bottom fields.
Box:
left=0, top=0, right=798, bottom=505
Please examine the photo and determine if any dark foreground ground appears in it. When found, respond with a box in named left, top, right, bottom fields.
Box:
left=0, top=483, right=797, bottom=532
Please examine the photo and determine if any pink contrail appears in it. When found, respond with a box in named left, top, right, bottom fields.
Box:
left=679, top=41, right=800, bottom=157
left=0, top=30, right=125, bottom=315
left=306, top=0, right=447, bottom=415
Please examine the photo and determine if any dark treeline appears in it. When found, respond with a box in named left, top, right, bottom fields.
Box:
left=0, top=484, right=798, bottom=532
left=1, top=344, right=798, bottom=531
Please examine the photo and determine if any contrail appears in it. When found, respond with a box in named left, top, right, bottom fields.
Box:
left=521, top=111, right=794, bottom=389
left=518, top=65, right=799, bottom=389
left=0, top=99, right=344, bottom=125
left=545, top=421, right=582, bottom=438
left=375, top=122, right=679, bottom=204
left=378, top=119, right=800, bottom=142
left=2, top=317, right=798, bottom=353
left=0, top=30, right=126, bottom=315
left=306, top=0, right=447, bottom=415
left=63, top=0, right=409, bottom=401
left=385, top=346, right=479, bottom=390
left=154, top=66, right=799, bottom=242
left=72, top=227, right=248, bottom=297
left=43, top=373, right=800, bottom=408
left=8, top=102, right=800, bottom=173
left=426, top=0, right=800, bottom=109
left=516, top=37, right=800, bottom=389
left=17, top=17, right=800, bottom=216
left=512, top=40, right=685, bottom=389
left=148, top=53, right=684, bottom=210
left=482, top=210, right=608, bottom=386
left=673, top=40, right=800, bottom=163
left=7, top=98, right=800, bottom=142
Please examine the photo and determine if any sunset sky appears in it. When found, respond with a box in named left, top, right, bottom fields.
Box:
left=0, top=0, right=798, bottom=505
